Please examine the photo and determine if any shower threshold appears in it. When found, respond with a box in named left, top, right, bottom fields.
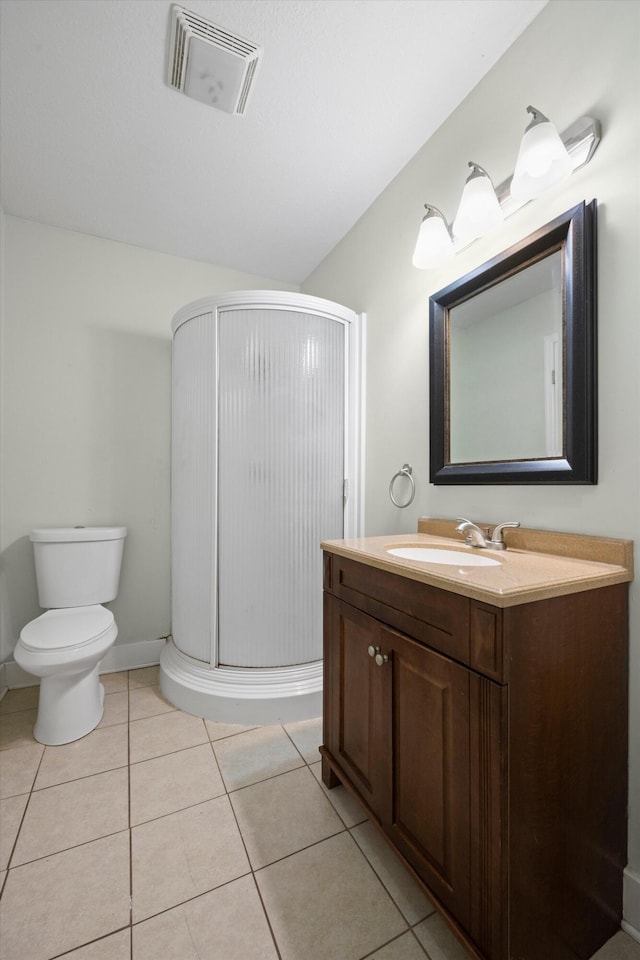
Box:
left=159, top=639, right=323, bottom=725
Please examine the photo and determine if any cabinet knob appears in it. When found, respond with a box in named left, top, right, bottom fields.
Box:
left=368, top=645, right=388, bottom=666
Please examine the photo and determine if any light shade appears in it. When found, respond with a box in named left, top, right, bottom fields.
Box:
left=510, top=106, right=573, bottom=200
left=452, top=162, right=504, bottom=242
left=412, top=206, right=454, bottom=269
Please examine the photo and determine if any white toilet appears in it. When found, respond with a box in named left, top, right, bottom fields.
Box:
left=14, top=526, right=127, bottom=745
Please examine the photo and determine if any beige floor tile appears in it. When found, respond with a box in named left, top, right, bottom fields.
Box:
left=129, top=709, right=208, bottom=763
left=61, top=928, right=131, bottom=958
left=131, top=794, right=250, bottom=921
left=283, top=716, right=323, bottom=763
left=98, top=690, right=129, bottom=728
left=0, top=831, right=130, bottom=960
left=129, top=666, right=160, bottom=688
left=13, top=767, right=129, bottom=865
left=0, top=741, right=44, bottom=798
left=0, top=708, right=38, bottom=750
left=34, top=723, right=128, bottom=789
left=129, top=683, right=176, bottom=721
left=591, top=932, right=640, bottom=960
left=100, top=671, right=129, bottom=694
left=0, top=685, right=39, bottom=715
left=213, top=724, right=304, bottom=791
left=130, top=743, right=224, bottom=825
left=230, top=766, right=344, bottom=869
left=132, top=874, right=278, bottom=960
left=414, top=914, right=475, bottom=960
left=0, top=793, right=28, bottom=870
left=256, top=831, right=407, bottom=960
left=351, top=820, right=434, bottom=925
left=205, top=718, right=257, bottom=741
left=310, top=760, right=368, bottom=827
left=368, top=932, right=429, bottom=959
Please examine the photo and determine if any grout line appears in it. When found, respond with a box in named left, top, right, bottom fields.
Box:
left=129, top=869, right=254, bottom=928
left=2, top=730, right=47, bottom=875
left=248, top=872, right=284, bottom=960
left=211, top=757, right=307, bottom=795
left=131, top=790, right=229, bottom=830
left=5, top=825, right=131, bottom=870
left=49, top=924, right=131, bottom=959
left=348, top=822, right=437, bottom=928
left=223, top=737, right=284, bottom=960
left=250, top=823, right=350, bottom=876
left=358, top=927, right=431, bottom=959
left=225, top=757, right=317, bottom=797
left=31, top=758, right=130, bottom=793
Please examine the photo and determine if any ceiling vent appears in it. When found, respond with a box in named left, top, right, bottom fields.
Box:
left=167, top=5, right=262, bottom=116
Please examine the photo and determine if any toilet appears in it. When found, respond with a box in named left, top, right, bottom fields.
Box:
left=14, top=526, right=127, bottom=745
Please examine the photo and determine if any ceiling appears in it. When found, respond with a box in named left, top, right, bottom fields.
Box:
left=0, top=0, right=548, bottom=284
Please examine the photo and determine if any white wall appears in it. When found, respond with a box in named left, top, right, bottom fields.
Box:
left=0, top=218, right=295, bottom=662
left=302, top=0, right=640, bottom=924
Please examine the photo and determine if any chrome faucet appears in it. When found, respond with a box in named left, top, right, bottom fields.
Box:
left=455, top=517, right=520, bottom=551
left=455, top=518, right=490, bottom=547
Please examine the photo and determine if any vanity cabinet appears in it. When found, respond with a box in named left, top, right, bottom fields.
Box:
left=321, top=551, right=628, bottom=960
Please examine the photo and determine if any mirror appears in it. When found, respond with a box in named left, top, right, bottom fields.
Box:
left=429, top=200, right=597, bottom=484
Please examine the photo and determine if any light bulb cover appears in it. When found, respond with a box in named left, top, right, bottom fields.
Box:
left=452, top=162, right=504, bottom=242
left=412, top=206, right=454, bottom=269
left=510, top=106, right=573, bottom=201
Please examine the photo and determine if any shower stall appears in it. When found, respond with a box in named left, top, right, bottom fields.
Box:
left=160, top=291, right=364, bottom=723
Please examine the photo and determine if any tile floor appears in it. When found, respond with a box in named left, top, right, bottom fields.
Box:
left=0, top=666, right=638, bottom=960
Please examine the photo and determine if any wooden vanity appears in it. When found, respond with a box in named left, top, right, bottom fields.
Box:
left=320, top=520, right=633, bottom=960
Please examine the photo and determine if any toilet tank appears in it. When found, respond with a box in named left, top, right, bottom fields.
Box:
left=30, top=527, right=127, bottom=609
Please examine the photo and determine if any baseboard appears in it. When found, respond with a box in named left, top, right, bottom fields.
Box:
left=2, top=637, right=167, bottom=688
left=623, top=867, right=640, bottom=943
left=100, top=637, right=167, bottom=673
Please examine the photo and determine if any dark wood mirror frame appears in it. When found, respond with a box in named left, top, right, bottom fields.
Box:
left=429, top=200, right=597, bottom=484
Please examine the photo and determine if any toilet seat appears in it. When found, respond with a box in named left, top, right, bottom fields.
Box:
left=19, top=605, right=115, bottom=653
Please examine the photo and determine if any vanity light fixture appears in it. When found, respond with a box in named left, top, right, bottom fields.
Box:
left=452, top=162, right=504, bottom=243
left=412, top=108, right=600, bottom=269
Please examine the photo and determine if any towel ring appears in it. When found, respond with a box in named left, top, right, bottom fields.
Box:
left=389, top=463, right=415, bottom=508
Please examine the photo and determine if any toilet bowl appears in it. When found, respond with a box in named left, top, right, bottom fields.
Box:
left=13, top=526, right=127, bottom=746
left=15, top=606, right=118, bottom=745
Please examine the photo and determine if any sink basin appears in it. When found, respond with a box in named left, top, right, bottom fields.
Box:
left=386, top=547, right=501, bottom=567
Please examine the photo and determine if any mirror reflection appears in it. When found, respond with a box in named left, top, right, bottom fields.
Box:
left=448, top=251, right=563, bottom=464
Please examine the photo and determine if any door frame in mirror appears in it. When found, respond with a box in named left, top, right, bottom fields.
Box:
left=429, top=200, right=597, bottom=484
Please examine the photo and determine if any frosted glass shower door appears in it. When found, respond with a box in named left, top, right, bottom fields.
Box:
left=217, top=307, right=345, bottom=667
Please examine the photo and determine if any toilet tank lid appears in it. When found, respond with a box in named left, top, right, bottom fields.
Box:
left=30, top=526, right=127, bottom=543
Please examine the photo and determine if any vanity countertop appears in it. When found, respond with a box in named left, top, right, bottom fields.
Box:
left=321, top=524, right=633, bottom=608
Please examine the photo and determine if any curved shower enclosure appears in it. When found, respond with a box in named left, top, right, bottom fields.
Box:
left=160, top=291, right=364, bottom=723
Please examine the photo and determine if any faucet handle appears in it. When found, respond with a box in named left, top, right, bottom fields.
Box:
left=455, top=517, right=489, bottom=534
left=455, top=517, right=473, bottom=529
left=490, top=521, right=520, bottom=547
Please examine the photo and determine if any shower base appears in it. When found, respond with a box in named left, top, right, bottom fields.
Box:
left=159, top=640, right=323, bottom=725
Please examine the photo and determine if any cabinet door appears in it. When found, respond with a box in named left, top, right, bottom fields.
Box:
left=385, top=628, right=471, bottom=929
left=323, top=595, right=391, bottom=822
